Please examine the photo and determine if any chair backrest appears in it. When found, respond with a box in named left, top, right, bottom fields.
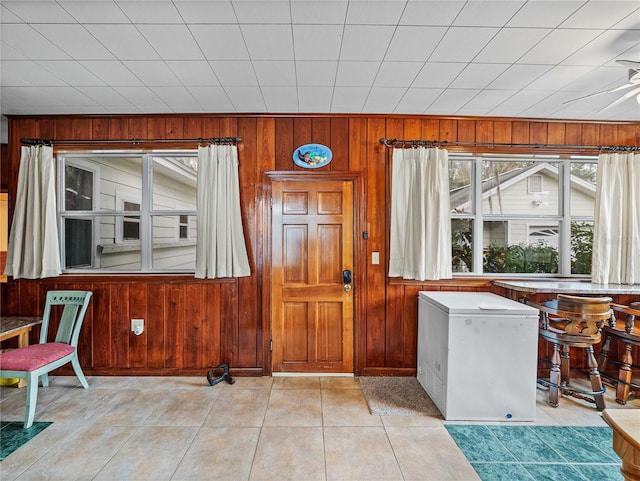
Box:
left=542, top=294, right=612, bottom=335
left=39, top=291, right=93, bottom=347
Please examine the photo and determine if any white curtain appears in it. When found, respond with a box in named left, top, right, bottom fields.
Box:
left=195, top=144, right=251, bottom=279
left=592, top=151, right=640, bottom=284
left=4, top=145, right=61, bottom=279
left=389, top=147, right=452, bottom=281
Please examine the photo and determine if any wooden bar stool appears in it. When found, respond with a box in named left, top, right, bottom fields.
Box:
left=526, top=294, right=612, bottom=410
left=598, top=302, right=640, bottom=404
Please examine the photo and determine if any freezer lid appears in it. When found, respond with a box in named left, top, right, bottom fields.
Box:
left=418, top=291, right=539, bottom=315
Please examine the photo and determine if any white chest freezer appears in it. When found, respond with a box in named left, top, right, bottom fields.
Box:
left=417, top=291, right=539, bottom=421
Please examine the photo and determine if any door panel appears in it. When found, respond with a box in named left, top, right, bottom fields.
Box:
left=272, top=179, right=354, bottom=373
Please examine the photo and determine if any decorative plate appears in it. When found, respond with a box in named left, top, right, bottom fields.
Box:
left=293, top=143, right=332, bottom=169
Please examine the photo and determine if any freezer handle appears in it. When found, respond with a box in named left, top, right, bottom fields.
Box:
left=478, top=304, right=509, bottom=310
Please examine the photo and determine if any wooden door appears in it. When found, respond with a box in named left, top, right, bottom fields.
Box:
left=271, top=179, right=354, bottom=373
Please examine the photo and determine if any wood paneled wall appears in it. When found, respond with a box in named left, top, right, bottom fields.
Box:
left=1, top=114, right=638, bottom=376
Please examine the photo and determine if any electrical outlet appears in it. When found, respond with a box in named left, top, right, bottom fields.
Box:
left=131, top=319, right=144, bottom=334
left=372, top=252, right=380, bottom=265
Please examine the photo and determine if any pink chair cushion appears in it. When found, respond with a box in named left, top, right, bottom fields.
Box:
left=0, top=343, right=75, bottom=372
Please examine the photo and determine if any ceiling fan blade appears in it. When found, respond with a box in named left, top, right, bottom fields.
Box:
left=616, top=59, right=640, bottom=69
left=598, top=86, right=640, bottom=113
left=563, top=83, right=636, bottom=104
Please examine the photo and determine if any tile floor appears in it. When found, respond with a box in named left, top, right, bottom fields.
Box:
left=0, top=375, right=637, bottom=481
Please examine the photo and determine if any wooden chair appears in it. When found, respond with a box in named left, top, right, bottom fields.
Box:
left=526, top=294, right=612, bottom=410
left=598, top=302, right=640, bottom=405
left=0, top=290, right=92, bottom=428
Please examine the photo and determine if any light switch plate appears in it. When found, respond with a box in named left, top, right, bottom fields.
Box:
left=372, top=252, right=380, bottom=265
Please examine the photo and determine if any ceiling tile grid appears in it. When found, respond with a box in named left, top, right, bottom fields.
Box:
left=0, top=0, right=638, bottom=120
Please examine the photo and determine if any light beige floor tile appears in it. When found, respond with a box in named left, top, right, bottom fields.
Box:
left=386, top=426, right=481, bottom=481
left=89, top=388, right=169, bottom=426
left=228, top=376, right=273, bottom=390
left=249, top=426, right=325, bottom=481
left=0, top=386, right=75, bottom=422
left=93, top=426, right=197, bottom=481
left=324, top=426, right=403, bottom=481
left=272, top=376, right=320, bottom=389
left=36, top=387, right=119, bottom=425
left=203, top=388, right=270, bottom=427
left=380, top=414, right=443, bottom=427
left=85, top=376, right=138, bottom=389
left=263, top=388, right=322, bottom=426
left=320, top=376, right=360, bottom=390
left=144, top=389, right=219, bottom=426
left=1, top=384, right=23, bottom=400
left=172, top=427, right=260, bottom=481
left=322, top=388, right=383, bottom=427
left=11, top=425, right=137, bottom=481
left=129, top=376, right=207, bottom=390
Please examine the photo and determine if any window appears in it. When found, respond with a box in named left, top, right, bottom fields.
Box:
left=57, top=151, right=198, bottom=273
left=450, top=155, right=596, bottom=276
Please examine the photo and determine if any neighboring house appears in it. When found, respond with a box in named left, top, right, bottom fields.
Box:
left=450, top=162, right=596, bottom=250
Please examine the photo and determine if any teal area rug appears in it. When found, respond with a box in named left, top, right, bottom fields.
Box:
left=1, top=421, right=52, bottom=461
left=446, top=425, right=622, bottom=481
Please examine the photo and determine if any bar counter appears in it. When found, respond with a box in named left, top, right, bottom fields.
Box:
left=494, top=280, right=640, bottom=295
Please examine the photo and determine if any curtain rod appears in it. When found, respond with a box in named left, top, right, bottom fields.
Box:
left=379, top=138, right=638, bottom=152
left=20, top=137, right=241, bottom=146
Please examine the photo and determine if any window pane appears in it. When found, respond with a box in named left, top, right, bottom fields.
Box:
left=152, top=156, right=197, bottom=211
left=451, top=219, right=472, bottom=273
left=570, top=162, right=597, bottom=217
left=65, top=165, right=93, bottom=210
left=450, top=160, right=473, bottom=214
left=96, top=216, right=141, bottom=270
left=571, top=221, right=593, bottom=275
left=65, top=218, right=92, bottom=267
left=151, top=215, right=197, bottom=270
left=483, top=220, right=559, bottom=273
left=482, top=160, right=559, bottom=215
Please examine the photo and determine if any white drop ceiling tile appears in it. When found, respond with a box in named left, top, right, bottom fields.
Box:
left=330, top=86, right=368, bottom=112
left=85, top=24, right=159, bottom=60
left=150, top=86, right=201, bottom=107
left=340, top=25, right=396, bottom=61
left=165, top=61, right=220, bottom=86
left=429, top=27, right=500, bottom=62
left=241, top=25, right=294, bottom=60
left=262, top=86, right=299, bottom=112
left=562, top=30, right=639, bottom=67
left=291, top=0, right=348, bottom=24
left=449, top=63, right=510, bottom=89
left=412, top=62, right=467, bottom=88
left=298, top=86, right=333, bottom=112
left=518, top=92, right=573, bottom=118
left=209, top=60, right=258, bottom=86
left=487, top=64, right=553, bottom=90
left=2, top=1, right=76, bottom=23
left=335, top=61, right=380, bottom=87
left=32, top=24, right=116, bottom=60
left=37, top=60, right=105, bottom=86
left=75, top=86, right=132, bottom=106
left=296, top=61, right=337, bottom=86
left=0, top=5, right=23, bottom=23
left=189, top=25, right=250, bottom=61
left=612, top=9, right=640, bottom=30
left=82, top=61, right=145, bottom=86
left=225, top=86, right=266, bottom=111
left=426, top=88, right=479, bottom=114
left=399, top=1, right=465, bottom=26
left=253, top=61, right=296, bottom=86
left=137, top=25, right=204, bottom=60
left=527, top=65, right=595, bottom=91
left=1, top=24, right=71, bottom=60
left=232, top=0, right=291, bottom=23
left=489, top=89, right=553, bottom=115
left=474, top=28, right=551, bottom=64
left=384, top=26, right=447, bottom=61
left=506, top=0, right=580, bottom=28
left=462, top=89, right=517, bottom=110
left=32, top=86, right=98, bottom=107
left=374, top=62, right=423, bottom=87
left=362, top=87, right=406, bottom=113
left=122, top=61, right=182, bottom=86
left=345, top=0, right=404, bottom=25
left=187, top=86, right=234, bottom=110
left=562, top=66, right=629, bottom=93
left=0, top=43, right=28, bottom=61
left=518, top=29, right=603, bottom=65
left=112, top=86, right=163, bottom=105
left=560, top=1, right=639, bottom=29
left=116, top=1, right=183, bottom=24
left=174, top=0, right=238, bottom=23
left=454, top=1, right=526, bottom=27
left=394, top=88, right=442, bottom=114
left=1, top=60, right=67, bottom=87
left=58, top=1, right=130, bottom=23
left=293, top=25, right=343, bottom=61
